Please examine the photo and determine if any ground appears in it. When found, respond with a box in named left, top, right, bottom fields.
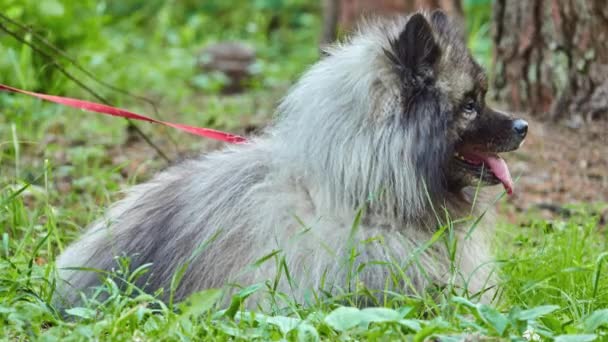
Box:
left=501, top=113, right=608, bottom=223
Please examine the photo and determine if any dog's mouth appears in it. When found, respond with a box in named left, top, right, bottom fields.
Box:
left=452, top=147, right=514, bottom=195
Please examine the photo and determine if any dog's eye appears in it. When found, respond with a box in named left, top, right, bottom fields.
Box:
left=463, top=99, right=476, bottom=113
left=462, top=99, right=477, bottom=118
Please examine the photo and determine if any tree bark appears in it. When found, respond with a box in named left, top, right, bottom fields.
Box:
left=321, top=0, right=340, bottom=49
left=321, top=0, right=462, bottom=44
left=492, top=0, right=608, bottom=124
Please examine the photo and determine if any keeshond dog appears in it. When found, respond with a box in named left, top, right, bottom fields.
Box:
left=55, top=10, right=528, bottom=308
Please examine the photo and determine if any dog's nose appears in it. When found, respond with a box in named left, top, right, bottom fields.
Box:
left=512, top=119, right=528, bottom=138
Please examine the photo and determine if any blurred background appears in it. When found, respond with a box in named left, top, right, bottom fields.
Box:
left=0, top=0, right=606, bottom=224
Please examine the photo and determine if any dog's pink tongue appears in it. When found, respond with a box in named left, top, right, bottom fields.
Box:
left=480, top=154, right=514, bottom=195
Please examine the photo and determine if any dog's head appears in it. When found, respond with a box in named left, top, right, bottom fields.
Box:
left=275, top=10, right=527, bottom=217
left=381, top=11, right=527, bottom=196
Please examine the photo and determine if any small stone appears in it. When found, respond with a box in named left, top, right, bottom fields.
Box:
left=197, top=42, right=256, bottom=94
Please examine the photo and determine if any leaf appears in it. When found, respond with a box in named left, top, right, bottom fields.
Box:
left=177, top=288, right=222, bottom=319
left=592, top=252, right=608, bottom=299
left=224, top=283, right=263, bottom=319
left=432, top=336, right=467, bottom=342
left=39, top=0, right=65, bottom=16
left=477, top=304, right=509, bottom=335
left=324, top=307, right=365, bottom=331
left=583, top=309, right=608, bottom=332
left=254, top=0, right=284, bottom=10
left=554, top=334, right=597, bottom=342
left=362, top=308, right=423, bottom=331
left=540, top=315, right=563, bottom=334
left=513, top=305, right=560, bottom=321
left=251, top=249, right=282, bottom=268
left=265, top=316, right=301, bottom=335
left=399, top=319, right=422, bottom=332
left=324, top=306, right=408, bottom=332
left=65, top=307, right=96, bottom=320
left=360, top=307, right=402, bottom=322
left=398, top=306, right=414, bottom=318
left=297, top=323, right=320, bottom=342
left=413, top=318, right=451, bottom=342
left=452, top=296, right=477, bottom=308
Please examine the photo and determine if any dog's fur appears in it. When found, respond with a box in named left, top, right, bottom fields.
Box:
left=55, top=11, right=527, bottom=308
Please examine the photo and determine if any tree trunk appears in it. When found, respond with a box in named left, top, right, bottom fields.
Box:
left=320, top=0, right=341, bottom=52
left=492, top=0, right=608, bottom=124
left=321, top=0, right=462, bottom=44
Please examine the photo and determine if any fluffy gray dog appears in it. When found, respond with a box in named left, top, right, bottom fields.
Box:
left=55, top=10, right=528, bottom=308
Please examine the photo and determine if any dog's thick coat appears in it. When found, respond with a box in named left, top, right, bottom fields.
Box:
left=56, top=11, right=520, bottom=307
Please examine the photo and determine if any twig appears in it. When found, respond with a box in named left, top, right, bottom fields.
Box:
left=0, top=21, right=171, bottom=162
left=0, top=13, right=180, bottom=152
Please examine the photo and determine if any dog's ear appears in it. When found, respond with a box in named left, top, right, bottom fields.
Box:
left=430, top=9, right=466, bottom=43
left=430, top=10, right=448, bottom=29
left=386, top=13, right=441, bottom=78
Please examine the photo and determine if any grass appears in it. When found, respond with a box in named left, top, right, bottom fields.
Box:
left=1, top=1, right=608, bottom=340
left=1, top=176, right=607, bottom=339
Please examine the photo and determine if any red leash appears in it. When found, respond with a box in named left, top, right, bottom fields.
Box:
left=0, top=84, right=247, bottom=144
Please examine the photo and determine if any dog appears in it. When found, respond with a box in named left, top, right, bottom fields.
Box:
left=55, top=10, right=528, bottom=308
